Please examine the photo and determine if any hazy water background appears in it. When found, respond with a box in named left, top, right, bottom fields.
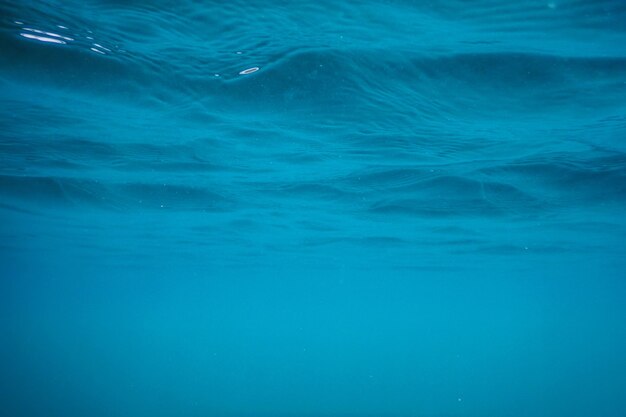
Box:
left=1, top=1, right=626, bottom=416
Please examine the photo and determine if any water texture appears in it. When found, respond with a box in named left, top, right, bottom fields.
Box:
left=1, top=1, right=625, bottom=416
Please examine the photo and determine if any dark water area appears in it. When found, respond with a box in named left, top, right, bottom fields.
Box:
left=1, top=1, right=625, bottom=416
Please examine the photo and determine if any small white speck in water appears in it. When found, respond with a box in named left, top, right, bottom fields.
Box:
left=93, top=43, right=110, bottom=51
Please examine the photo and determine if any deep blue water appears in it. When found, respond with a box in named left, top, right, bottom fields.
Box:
left=1, top=1, right=626, bottom=416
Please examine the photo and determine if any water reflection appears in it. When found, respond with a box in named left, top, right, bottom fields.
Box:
left=20, top=33, right=66, bottom=44
left=23, top=27, right=73, bottom=41
left=15, top=21, right=116, bottom=56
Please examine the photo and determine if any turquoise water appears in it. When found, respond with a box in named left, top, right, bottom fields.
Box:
left=1, top=1, right=626, bottom=416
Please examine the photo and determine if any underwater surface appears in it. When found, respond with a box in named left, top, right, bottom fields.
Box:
left=1, top=0, right=626, bottom=416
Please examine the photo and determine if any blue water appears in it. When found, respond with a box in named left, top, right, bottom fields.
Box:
left=1, top=0, right=626, bottom=416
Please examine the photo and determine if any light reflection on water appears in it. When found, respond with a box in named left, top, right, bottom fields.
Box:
left=15, top=20, right=115, bottom=56
left=14, top=19, right=266, bottom=75
left=20, top=32, right=66, bottom=44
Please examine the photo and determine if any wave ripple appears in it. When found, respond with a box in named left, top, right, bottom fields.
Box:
left=1, top=0, right=625, bottom=269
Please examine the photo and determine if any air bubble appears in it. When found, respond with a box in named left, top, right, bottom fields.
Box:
left=239, top=67, right=259, bottom=75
